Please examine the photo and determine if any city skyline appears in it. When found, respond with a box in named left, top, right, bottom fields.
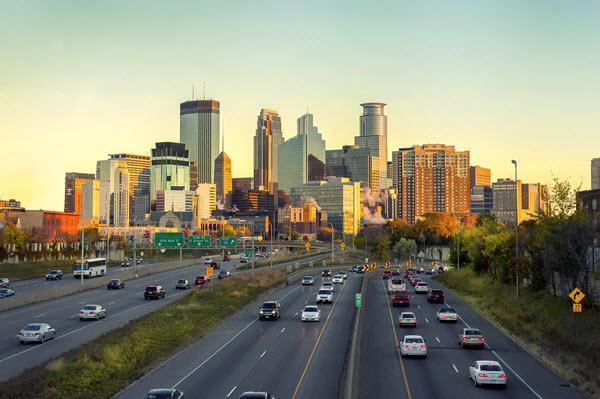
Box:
left=2, top=1, right=600, bottom=210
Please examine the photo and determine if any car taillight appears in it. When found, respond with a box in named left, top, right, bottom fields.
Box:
left=463, top=337, right=468, bottom=341
left=499, top=373, right=507, bottom=378
left=402, top=344, right=409, bottom=348
left=80, top=311, right=84, bottom=314
left=33, top=333, right=40, bottom=336
left=420, top=344, right=427, bottom=349
left=90, top=312, right=96, bottom=315
left=478, top=373, right=488, bottom=378
left=480, top=337, right=485, bottom=342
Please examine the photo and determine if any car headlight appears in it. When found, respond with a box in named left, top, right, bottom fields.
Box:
left=260, top=310, right=264, bottom=314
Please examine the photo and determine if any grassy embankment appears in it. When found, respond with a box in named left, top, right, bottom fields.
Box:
left=0, top=269, right=287, bottom=399
left=436, top=268, right=600, bottom=398
left=0, top=260, right=124, bottom=282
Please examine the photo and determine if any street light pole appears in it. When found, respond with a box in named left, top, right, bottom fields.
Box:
left=329, top=223, right=335, bottom=263
left=80, top=222, right=85, bottom=285
left=512, top=159, right=520, bottom=299
left=269, top=221, right=273, bottom=269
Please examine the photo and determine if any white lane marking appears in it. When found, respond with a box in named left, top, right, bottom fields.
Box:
left=226, top=386, right=237, bottom=398
left=492, top=350, right=544, bottom=399
left=435, top=337, right=440, bottom=343
left=425, top=318, right=429, bottom=323
left=78, top=301, right=85, bottom=304
left=417, top=305, right=421, bottom=309
left=108, top=302, right=116, bottom=305
left=295, top=312, right=298, bottom=316
left=445, top=302, right=544, bottom=399
left=260, top=350, right=267, bottom=358
left=34, top=313, right=46, bottom=318
left=70, top=314, right=78, bottom=318
left=171, top=285, right=302, bottom=388
left=280, top=327, right=286, bottom=333
left=0, top=291, right=189, bottom=364
left=452, top=364, right=459, bottom=373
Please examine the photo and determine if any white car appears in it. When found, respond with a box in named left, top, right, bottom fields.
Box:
left=17, top=323, right=56, bottom=344
left=400, top=335, right=427, bottom=357
left=0, top=277, right=9, bottom=288
left=469, top=360, right=507, bottom=388
left=321, top=282, right=334, bottom=292
left=414, top=282, right=428, bottom=294
left=316, top=289, right=333, bottom=304
left=332, top=274, right=344, bottom=284
left=302, top=276, right=314, bottom=285
left=79, top=304, right=107, bottom=320
left=301, top=305, right=321, bottom=321
left=436, top=307, right=458, bottom=322
left=204, top=258, right=212, bottom=265
left=399, top=312, right=417, bottom=327
left=339, top=272, right=348, bottom=280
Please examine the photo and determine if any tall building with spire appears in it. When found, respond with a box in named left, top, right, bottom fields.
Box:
left=354, top=102, right=388, bottom=182
left=278, top=113, right=326, bottom=193
left=180, top=99, right=220, bottom=184
left=253, top=109, right=284, bottom=192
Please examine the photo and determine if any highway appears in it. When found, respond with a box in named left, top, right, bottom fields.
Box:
left=115, top=272, right=361, bottom=399
left=0, top=253, right=327, bottom=382
left=116, top=268, right=586, bottom=399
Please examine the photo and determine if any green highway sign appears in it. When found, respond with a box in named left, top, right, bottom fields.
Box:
left=219, top=237, right=237, bottom=247
left=245, top=249, right=253, bottom=258
left=355, top=293, right=362, bottom=308
left=188, top=235, right=212, bottom=248
left=154, top=232, right=184, bottom=248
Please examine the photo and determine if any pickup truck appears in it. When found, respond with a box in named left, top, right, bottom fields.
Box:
left=387, top=277, right=406, bottom=294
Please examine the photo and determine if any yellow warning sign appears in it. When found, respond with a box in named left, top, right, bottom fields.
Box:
left=206, top=266, right=214, bottom=277
left=568, top=288, right=585, bottom=304
left=573, top=303, right=582, bottom=313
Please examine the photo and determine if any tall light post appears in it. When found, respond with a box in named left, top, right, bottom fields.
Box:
left=512, top=159, right=520, bottom=299
left=80, top=222, right=85, bottom=286
left=268, top=221, right=274, bottom=269
left=329, top=223, right=335, bottom=263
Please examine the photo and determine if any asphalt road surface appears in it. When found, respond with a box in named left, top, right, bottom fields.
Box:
left=115, top=272, right=361, bottom=399
left=356, top=272, right=586, bottom=399
left=0, top=253, right=327, bottom=382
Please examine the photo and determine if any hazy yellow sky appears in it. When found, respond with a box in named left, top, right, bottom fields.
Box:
left=1, top=1, right=599, bottom=210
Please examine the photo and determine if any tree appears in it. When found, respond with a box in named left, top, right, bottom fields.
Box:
left=371, top=234, right=391, bottom=260
left=393, top=237, right=416, bottom=260
left=290, top=230, right=300, bottom=241
left=0, top=223, right=31, bottom=258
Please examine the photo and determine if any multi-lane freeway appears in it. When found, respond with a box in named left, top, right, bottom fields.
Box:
left=115, top=268, right=585, bottom=399
left=0, top=253, right=327, bottom=382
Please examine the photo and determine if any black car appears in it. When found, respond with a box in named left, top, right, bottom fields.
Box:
left=107, top=279, right=125, bottom=290
left=321, top=269, right=331, bottom=277
left=356, top=266, right=365, bottom=274
left=239, top=393, right=275, bottom=399
left=121, top=259, right=131, bottom=267
left=427, top=289, right=445, bottom=303
left=45, top=270, right=63, bottom=280
left=144, top=285, right=166, bottom=300
left=259, top=301, right=281, bottom=320
left=218, top=271, right=230, bottom=279
left=144, top=388, right=184, bottom=399
left=210, top=260, right=220, bottom=270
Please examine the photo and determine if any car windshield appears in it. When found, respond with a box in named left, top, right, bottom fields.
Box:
left=83, top=305, right=97, bottom=310
left=417, top=282, right=427, bottom=286
left=177, top=280, right=186, bottom=284
left=431, top=290, right=443, bottom=294
left=402, top=313, right=415, bottom=318
left=23, top=324, right=41, bottom=331
left=440, top=308, right=456, bottom=313
left=304, top=307, right=318, bottom=312
left=110, top=280, right=119, bottom=284
left=145, top=287, right=157, bottom=292
left=465, top=329, right=481, bottom=335
left=0, top=289, right=9, bottom=294
left=145, top=393, right=172, bottom=399
left=262, top=302, right=276, bottom=309
left=405, top=337, right=423, bottom=343
left=480, top=364, right=502, bottom=371
left=303, top=276, right=311, bottom=280
left=323, top=282, right=333, bottom=286
left=49, top=271, right=58, bottom=274
left=318, top=290, right=330, bottom=295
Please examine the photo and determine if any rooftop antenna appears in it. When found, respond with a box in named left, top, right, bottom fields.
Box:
left=203, top=82, right=206, bottom=100
left=192, top=84, right=195, bottom=100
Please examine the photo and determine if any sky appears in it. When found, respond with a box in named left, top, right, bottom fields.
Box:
left=1, top=0, right=599, bottom=210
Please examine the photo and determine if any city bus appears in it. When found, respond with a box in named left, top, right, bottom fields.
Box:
left=73, top=258, right=107, bottom=278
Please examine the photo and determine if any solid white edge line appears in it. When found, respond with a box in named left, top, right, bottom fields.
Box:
left=260, top=350, right=267, bottom=358
left=435, top=337, right=440, bottom=343
left=280, top=327, right=286, bottom=333
left=445, top=301, right=544, bottom=399
left=171, top=285, right=302, bottom=389
left=452, top=364, right=459, bottom=373
left=226, top=385, right=237, bottom=397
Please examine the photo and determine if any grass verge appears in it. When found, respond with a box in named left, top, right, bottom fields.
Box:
left=436, top=268, right=600, bottom=398
left=0, top=260, right=125, bottom=282
left=0, top=269, right=287, bottom=399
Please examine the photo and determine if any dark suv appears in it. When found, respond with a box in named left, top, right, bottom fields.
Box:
left=427, top=289, right=445, bottom=303
left=107, top=279, right=125, bottom=289
left=259, top=301, right=281, bottom=320
left=144, top=285, right=166, bottom=300
left=321, top=269, right=331, bottom=277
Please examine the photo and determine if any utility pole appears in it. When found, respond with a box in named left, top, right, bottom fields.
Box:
left=133, top=236, right=138, bottom=278
left=329, top=223, right=335, bottom=263
left=269, top=221, right=273, bottom=270
left=80, top=224, right=85, bottom=285
left=512, top=159, right=520, bottom=299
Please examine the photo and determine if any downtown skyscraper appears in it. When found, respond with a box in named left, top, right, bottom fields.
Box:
left=180, top=100, right=220, bottom=185
left=354, top=102, right=388, bottom=182
left=253, top=109, right=284, bottom=193
left=277, top=113, right=326, bottom=193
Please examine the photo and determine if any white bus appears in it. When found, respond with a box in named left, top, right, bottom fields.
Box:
left=73, top=258, right=107, bottom=278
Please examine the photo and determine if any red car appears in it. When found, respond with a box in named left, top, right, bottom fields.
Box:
left=391, top=292, right=410, bottom=307
left=195, top=275, right=208, bottom=286
left=383, top=270, right=392, bottom=279
left=411, top=278, right=422, bottom=287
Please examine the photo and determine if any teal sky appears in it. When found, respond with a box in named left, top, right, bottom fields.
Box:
left=1, top=1, right=599, bottom=210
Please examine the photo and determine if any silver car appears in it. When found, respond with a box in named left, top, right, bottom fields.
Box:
left=79, top=304, right=107, bottom=320
left=302, top=276, right=314, bottom=285
left=0, top=277, right=9, bottom=288
left=400, top=335, right=427, bottom=357
left=321, top=282, right=335, bottom=292
left=17, top=323, right=56, bottom=344
left=301, top=305, right=321, bottom=322
left=316, top=289, right=333, bottom=304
